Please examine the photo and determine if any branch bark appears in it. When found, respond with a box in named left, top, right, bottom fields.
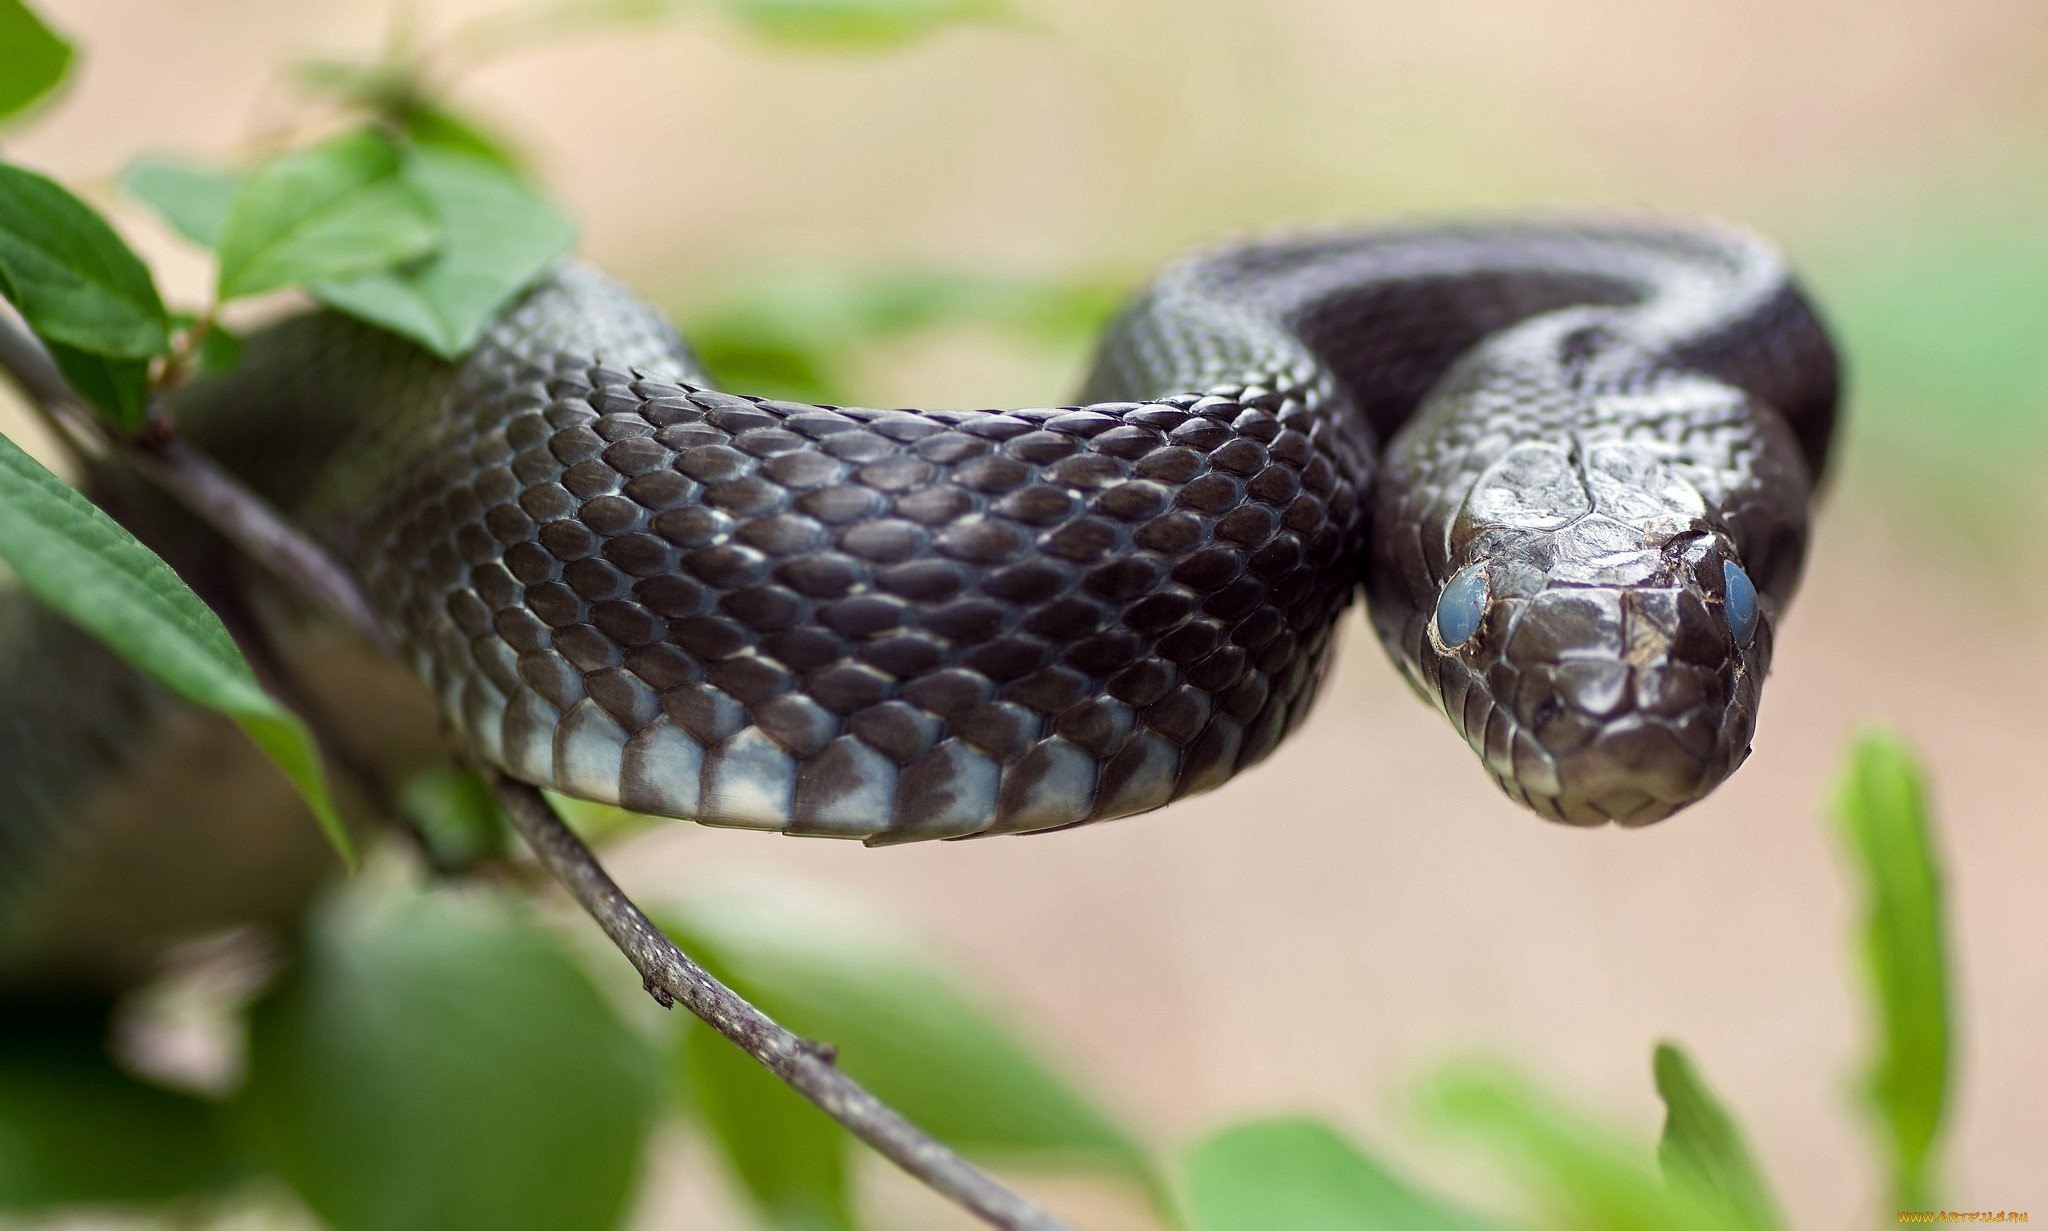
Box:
left=491, top=775, right=1077, bottom=1231
left=0, top=316, right=1078, bottom=1231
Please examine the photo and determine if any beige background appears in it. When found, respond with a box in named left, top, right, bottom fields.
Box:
left=6, top=0, right=2047, bottom=1227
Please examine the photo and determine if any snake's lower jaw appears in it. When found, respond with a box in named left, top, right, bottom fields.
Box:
left=1499, top=683, right=1759, bottom=827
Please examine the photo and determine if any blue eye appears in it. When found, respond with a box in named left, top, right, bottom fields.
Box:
left=1722, top=559, right=1758, bottom=647
left=1433, top=564, right=1489, bottom=649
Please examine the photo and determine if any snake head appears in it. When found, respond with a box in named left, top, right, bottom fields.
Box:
left=1377, top=437, right=1776, bottom=825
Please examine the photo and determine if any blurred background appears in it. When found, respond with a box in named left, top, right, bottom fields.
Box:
left=5, top=0, right=2046, bottom=1226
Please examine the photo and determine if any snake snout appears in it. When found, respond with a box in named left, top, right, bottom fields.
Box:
left=1485, top=574, right=1759, bottom=826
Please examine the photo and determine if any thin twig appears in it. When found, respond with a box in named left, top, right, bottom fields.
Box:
left=0, top=314, right=1077, bottom=1231
left=0, top=319, right=389, bottom=651
left=121, top=435, right=391, bottom=651
left=491, top=775, right=1077, bottom=1231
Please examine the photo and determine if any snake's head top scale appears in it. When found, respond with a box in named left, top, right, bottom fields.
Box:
left=1392, top=434, right=1774, bottom=826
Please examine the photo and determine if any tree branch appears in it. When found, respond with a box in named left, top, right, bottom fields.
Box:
left=490, top=775, right=1076, bottom=1231
left=0, top=315, right=1078, bottom=1231
left=0, top=319, right=389, bottom=651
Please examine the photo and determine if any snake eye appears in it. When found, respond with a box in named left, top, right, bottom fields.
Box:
left=1432, top=564, right=1489, bottom=650
left=1721, top=559, right=1758, bottom=647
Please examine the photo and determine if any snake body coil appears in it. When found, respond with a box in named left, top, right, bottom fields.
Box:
left=0, top=218, right=1839, bottom=983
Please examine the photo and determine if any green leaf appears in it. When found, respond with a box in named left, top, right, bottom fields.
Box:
left=236, top=880, right=661, bottom=1231
left=167, top=311, right=245, bottom=379
left=312, top=148, right=573, bottom=359
left=1419, top=1061, right=1750, bottom=1231
left=119, top=157, right=243, bottom=249
left=681, top=266, right=1116, bottom=402
left=0, top=0, right=74, bottom=123
left=400, top=103, right=526, bottom=172
left=0, top=1022, right=239, bottom=1210
left=0, top=433, right=352, bottom=861
left=1181, top=1118, right=1513, bottom=1231
left=1651, top=1043, right=1784, bottom=1231
left=214, top=130, right=439, bottom=300
left=717, top=0, right=1011, bottom=47
left=1829, top=729, right=1950, bottom=1208
left=655, top=878, right=1148, bottom=1177
left=396, top=765, right=511, bottom=869
left=0, top=160, right=169, bottom=359
left=288, top=56, right=415, bottom=108
left=42, top=339, right=150, bottom=427
left=197, top=321, right=243, bottom=376
left=677, top=1018, right=859, bottom=1231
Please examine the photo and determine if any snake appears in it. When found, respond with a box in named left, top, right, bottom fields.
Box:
left=0, top=217, right=1839, bottom=990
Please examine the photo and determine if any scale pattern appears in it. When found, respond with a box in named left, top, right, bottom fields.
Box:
left=355, top=327, right=1368, bottom=840
left=2, top=219, right=1840, bottom=888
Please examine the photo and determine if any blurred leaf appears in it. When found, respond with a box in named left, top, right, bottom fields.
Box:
left=0, top=1023, right=238, bottom=1211
left=0, top=0, right=73, bottom=122
left=286, top=54, right=525, bottom=170
left=1830, top=729, right=1949, bottom=1208
left=1651, top=1043, right=1784, bottom=1231
left=214, top=130, right=439, bottom=300
left=1420, top=1061, right=1749, bottom=1231
left=198, top=321, right=243, bottom=376
left=677, top=1019, right=858, bottom=1231
left=544, top=790, right=661, bottom=844
left=718, top=0, right=1011, bottom=47
left=0, top=433, right=353, bottom=861
left=313, top=147, right=573, bottom=359
left=289, top=56, right=415, bottom=107
left=0, top=160, right=169, bottom=360
left=236, top=880, right=660, bottom=1231
left=1804, top=193, right=2048, bottom=560
left=42, top=339, right=150, bottom=426
left=427, top=0, right=700, bottom=80
left=120, top=157, right=243, bottom=249
left=168, top=311, right=245, bottom=379
left=1181, top=1117, right=1513, bottom=1231
left=681, top=267, right=1118, bottom=402
left=397, top=765, right=511, bottom=868
left=655, top=878, right=1148, bottom=1177
left=400, top=103, right=526, bottom=171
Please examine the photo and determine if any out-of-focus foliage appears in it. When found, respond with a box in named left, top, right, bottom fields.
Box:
left=657, top=879, right=1151, bottom=1179
left=0, top=0, right=72, bottom=123
left=119, top=158, right=242, bottom=249
left=677, top=1017, right=862, bottom=1231
left=396, top=766, right=513, bottom=869
left=1652, top=1043, right=1786, bottom=1231
left=1829, top=729, right=1950, bottom=1209
left=0, top=433, right=352, bottom=862
left=0, top=1017, right=237, bottom=1211
left=235, top=879, right=663, bottom=1231
left=428, top=0, right=1011, bottom=62
left=311, top=147, right=575, bottom=359
left=1806, top=184, right=2048, bottom=557
left=0, top=161, right=167, bottom=422
left=212, top=131, right=440, bottom=301
left=1418, top=1062, right=1751, bottom=1231
left=713, top=0, right=1015, bottom=48
left=1180, top=1118, right=1510, bottom=1231
left=678, top=267, right=1120, bottom=404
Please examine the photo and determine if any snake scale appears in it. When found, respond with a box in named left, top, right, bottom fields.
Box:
left=0, top=218, right=1839, bottom=990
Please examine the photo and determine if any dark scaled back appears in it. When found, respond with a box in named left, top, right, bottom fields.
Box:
left=349, top=272, right=1371, bottom=839
left=169, top=221, right=1834, bottom=840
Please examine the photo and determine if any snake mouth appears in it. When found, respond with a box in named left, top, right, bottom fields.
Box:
left=1424, top=540, right=1768, bottom=827
left=1511, top=779, right=1701, bottom=827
